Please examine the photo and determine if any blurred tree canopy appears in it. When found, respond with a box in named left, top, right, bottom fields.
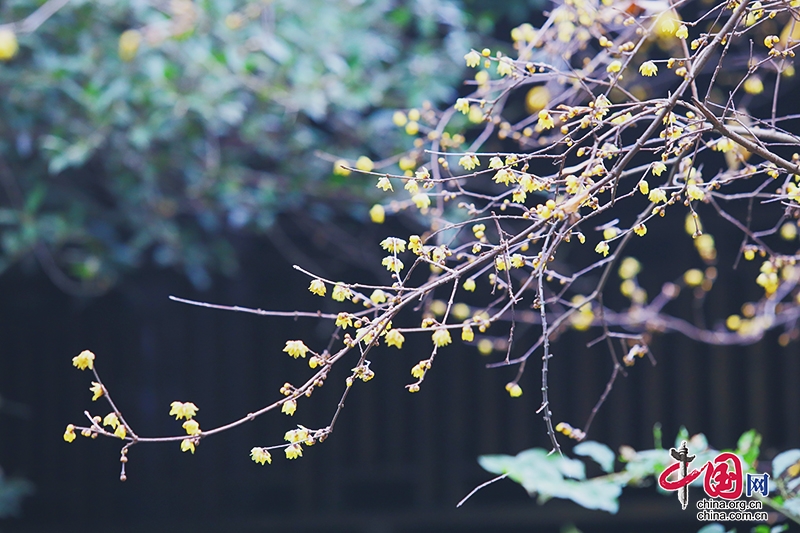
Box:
left=0, top=0, right=539, bottom=294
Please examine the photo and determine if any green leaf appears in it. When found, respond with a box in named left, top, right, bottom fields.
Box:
left=675, top=426, right=690, bottom=448
left=736, top=430, right=762, bottom=467
left=478, top=448, right=622, bottom=513
left=696, top=525, right=731, bottom=533
left=574, top=441, right=616, bottom=473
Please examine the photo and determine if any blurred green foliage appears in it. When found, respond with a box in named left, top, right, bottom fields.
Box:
left=0, top=0, right=502, bottom=292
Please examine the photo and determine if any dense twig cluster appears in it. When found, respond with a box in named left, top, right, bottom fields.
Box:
left=66, top=0, right=800, bottom=492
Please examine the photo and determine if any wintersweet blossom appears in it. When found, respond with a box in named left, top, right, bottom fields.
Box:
left=170, top=401, right=199, bottom=420
left=506, top=383, right=523, bottom=397
left=464, top=50, right=481, bottom=67
left=369, top=204, right=385, bottom=224
left=282, top=399, right=297, bottom=416
left=90, top=382, right=104, bottom=401
left=182, top=419, right=201, bottom=435
left=537, top=110, right=554, bottom=130
left=72, top=350, right=95, bottom=370
left=412, top=193, right=431, bottom=210
left=64, top=424, right=76, bottom=443
left=376, top=177, right=393, bottom=191
left=103, top=412, right=120, bottom=429
left=181, top=439, right=195, bottom=454
left=335, top=312, right=353, bottom=329
left=385, top=329, right=405, bottom=349
left=251, top=447, right=272, bottom=465
left=380, top=237, right=406, bottom=253
left=283, top=340, right=309, bottom=359
left=332, top=283, right=353, bottom=302
left=648, top=188, right=667, bottom=203
left=432, top=328, right=452, bottom=347
left=459, top=154, right=480, bottom=171
left=285, top=443, right=303, bottom=459
left=308, top=279, right=326, bottom=296
left=639, top=61, right=658, bottom=76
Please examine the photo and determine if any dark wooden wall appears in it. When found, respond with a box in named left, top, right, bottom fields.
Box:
left=0, top=230, right=797, bottom=533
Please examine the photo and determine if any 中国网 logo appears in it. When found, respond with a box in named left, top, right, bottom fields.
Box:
left=658, top=441, right=770, bottom=522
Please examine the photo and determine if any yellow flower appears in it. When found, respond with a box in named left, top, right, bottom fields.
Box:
left=684, top=269, right=704, bottom=287
left=392, top=111, right=407, bottom=127
left=281, top=399, right=297, bottom=416
left=764, top=35, right=779, bottom=49
left=537, top=110, right=555, bottom=130
left=455, top=98, right=470, bottom=114
left=285, top=443, right=303, bottom=459
left=505, top=383, right=523, bottom=397
left=638, top=180, right=650, bottom=195
left=251, top=447, right=272, bottom=465
left=369, top=204, right=385, bottom=224
left=411, top=361, right=427, bottom=379
left=639, top=61, right=658, bottom=76
left=118, top=29, right=142, bottom=62
left=610, top=112, right=633, bottom=125
left=493, top=169, right=516, bottom=186
left=744, top=77, right=764, bottom=95
left=497, top=57, right=514, bottom=76
left=463, top=278, right=476, bottom=292
left=72, top=350, right=96, bottom=371
left=648, top=188, right=667, bottom=203
left=376, top=177, right=393, bottom=191
left=461, top=325, right=474, bottom=342
left=780, top=222, right=797, bottom=240
left=169, top=401, right=199, bottom=420
left=595, top=241, right=610, bottom=257
left=412, top=193, right=431, bottom=210
left=651, top=162, right=667, bottom=176
left=90, top=382, right=104, bottom=401
left=335, top=312, right=353, bottom=330
left=114, top=425, right=127, bottom=439
left=459, top=154, right=480, bottom=171
left=103, top=413, right=120, bottom=429
left=634, top=224, right=647, bottom=237
left=618, top=257, right=641, bottom=280
left=675, top=24, right=689, bottom=40
left=525, top=85, right=550, bottom=114
left=381, top=256, right=404, bottom=273
left=309, top=279, right=326, bottom=297
left=333, top=159, right=351, bottom=176
left=283, top=340, right=309, bottom=359
left=686, top=183, right=705, bottom=201
left=63, top=424, right=76, bottom=443
left=284, top=427, right=309, bottom=443
left=355, top=156, right=374, bottom=172
left=432, top=328, right=452, bottom=347
left=0, top=29, right=19, bottom=61
left=182, top=419, right=201, bottom=435
left=606, top=60, right=622, bottom=73
left=180, top=439, right=196, bottom=454
left=332, top=283, right=353, bottom=302
left=385, top=329, right=405, bottom=349
left=370, top=289, right=388, bottom=304
left=380, top=237, right=406, bottom=253
left=464, top=50, right=481, bottom=68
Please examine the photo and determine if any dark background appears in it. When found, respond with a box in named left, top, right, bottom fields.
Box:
left=1, top=210, right=797, bottom=533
